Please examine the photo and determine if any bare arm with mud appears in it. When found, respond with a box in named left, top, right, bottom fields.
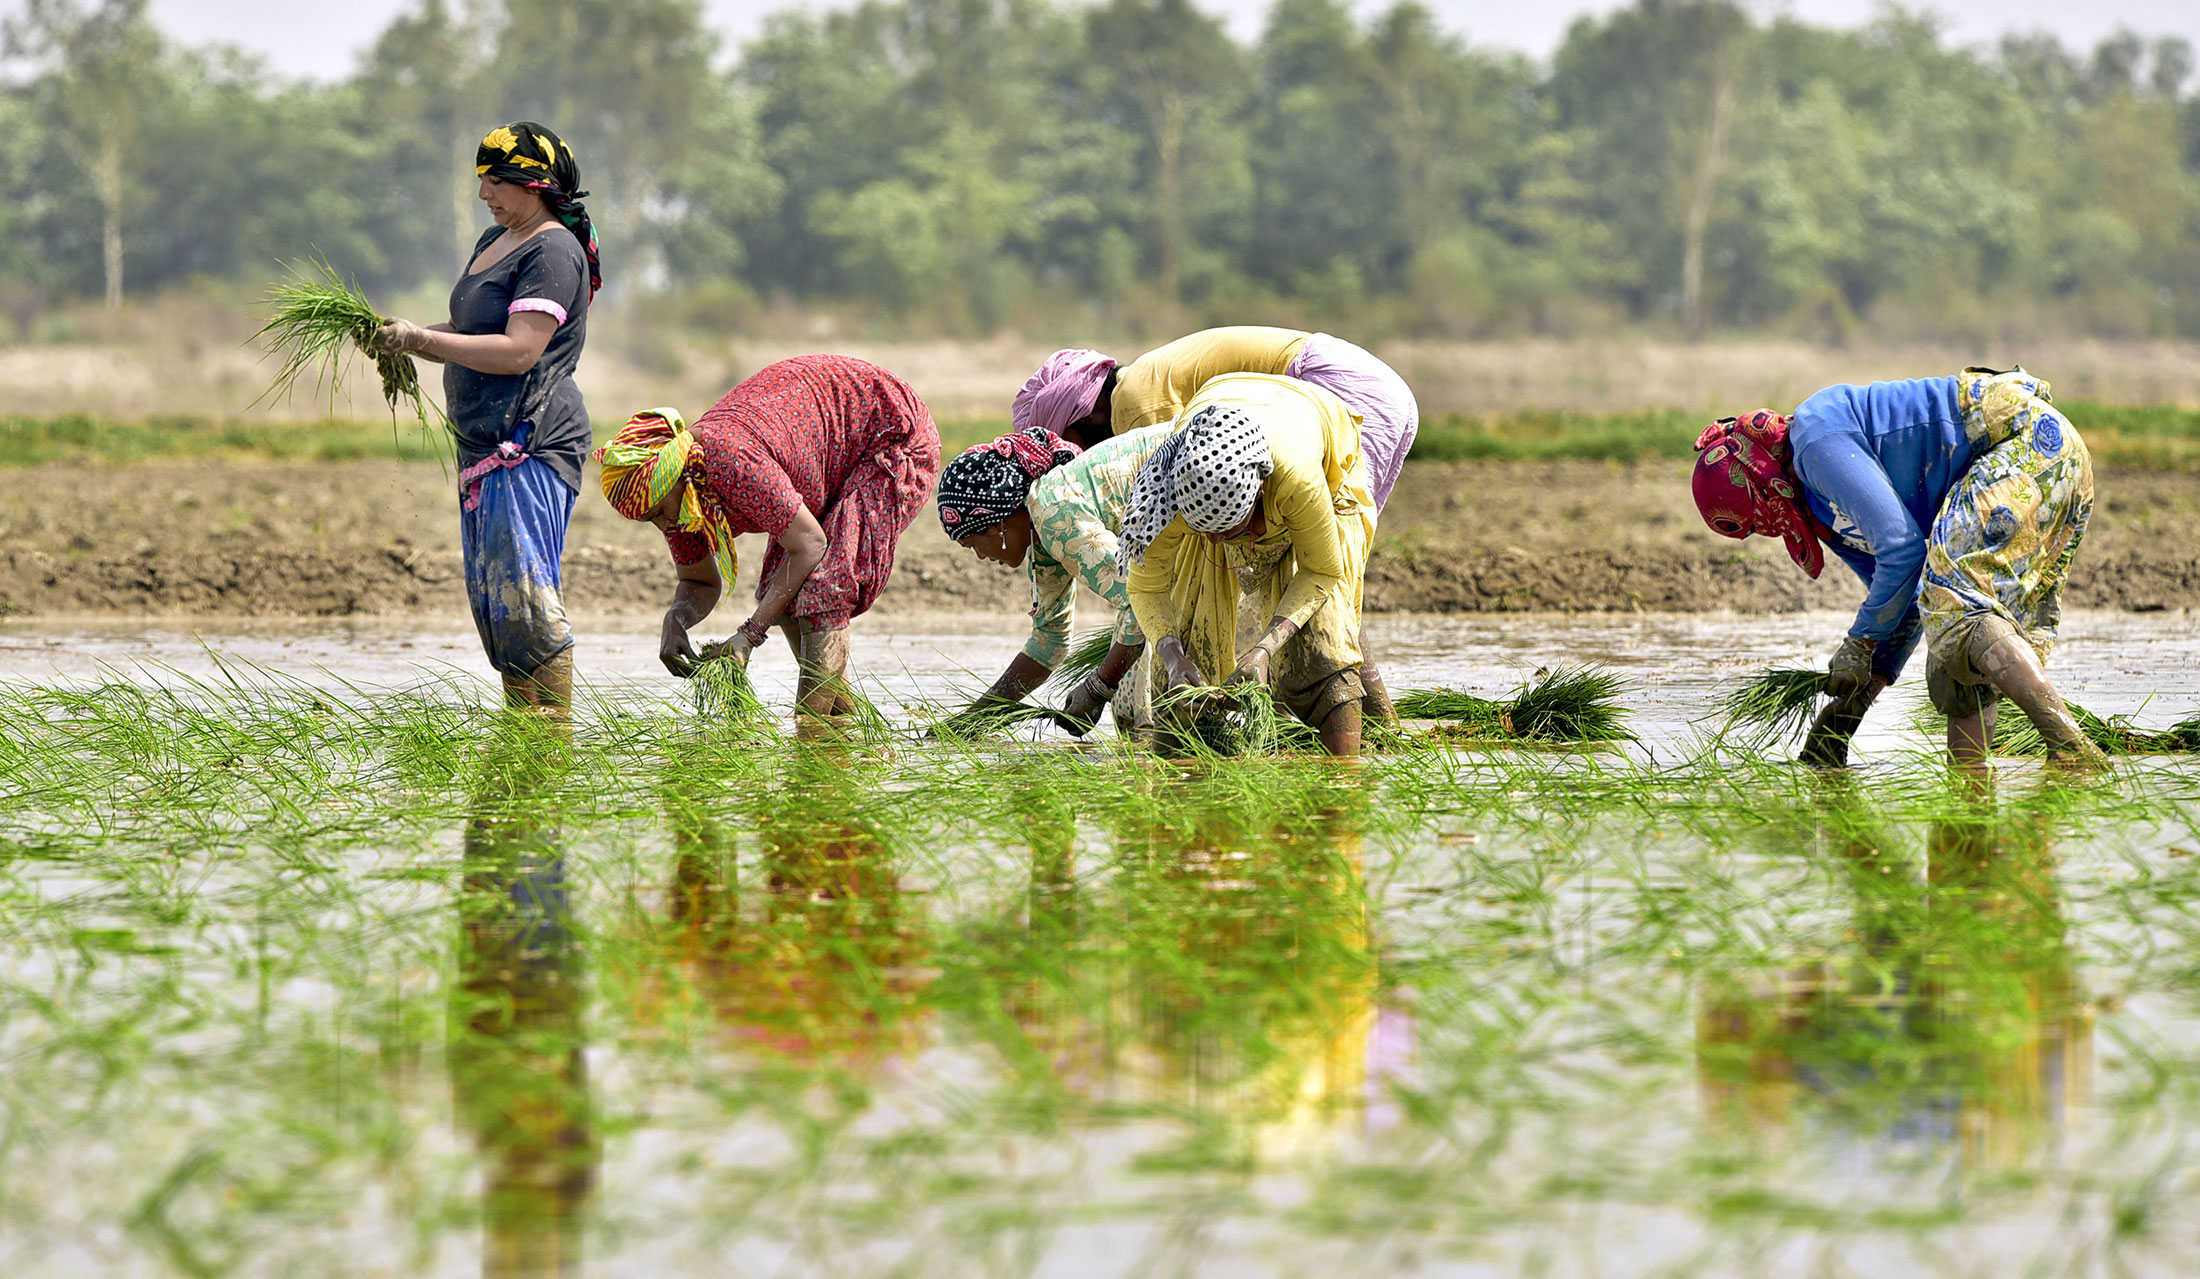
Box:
left=746, top=505, right=830, bottom=636
left=660, top=556, right=722, bottom=678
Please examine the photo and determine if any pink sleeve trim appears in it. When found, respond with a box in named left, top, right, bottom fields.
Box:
left=509, top=297, right=569, bottom=326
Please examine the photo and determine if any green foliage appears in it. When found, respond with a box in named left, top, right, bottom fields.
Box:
left=2, top=0, right=2199, bottom=335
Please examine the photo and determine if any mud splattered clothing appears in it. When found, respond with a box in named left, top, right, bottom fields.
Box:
left=460, top=422, right=575, bottom=676
left=1919, top=370, right=2093, bottom=664
left=1126, top=374, right=1375, bottom=726
left=1788, top=368, right=2087, bottom=683
left=663, top=356, right=941, bottom=629
left=1021, top=424, right=1171, bottom=668
left=1787, top=375, right=1972, bottom=681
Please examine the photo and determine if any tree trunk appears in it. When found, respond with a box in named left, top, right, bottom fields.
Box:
left=1151, top=91, right=1186, bottom=310
left=98, top=134, right=124, bottom=308
left=1678, top=54, right=1738, bottom=339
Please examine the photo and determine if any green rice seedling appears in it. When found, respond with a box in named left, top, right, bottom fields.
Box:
left=1397, top=665, right=1634, bottom=744
left=1984, top=700, right=2179, bottom=757
left=1394, top=688, right=1507, bottom=732
left=256, top=256, right=448, bottom=433
left=1043, top=628, right=1120, bottom=693
left=1151, top=681, right=1283, bottom=757
left=691, top=657, right=766, bottom=724
left=1715, top=667, right=1829, bottom=745
left=1501, top=665, right=1635, bottom=742
left=925, top=695, right=1072, bottom=741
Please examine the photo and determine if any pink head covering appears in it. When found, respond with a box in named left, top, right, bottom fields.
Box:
left=1012, top=348, right=1117, bottom=437
left=1691, top=409, right=1828, bottom=579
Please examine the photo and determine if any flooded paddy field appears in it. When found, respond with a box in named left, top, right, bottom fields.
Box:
left=3, top=611, right=2199, bottom=1277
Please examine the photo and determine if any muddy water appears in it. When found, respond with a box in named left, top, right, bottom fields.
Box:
left=3, top=611, right=2200, bottom=1277
left=5, top=608, right=2197, bottom=757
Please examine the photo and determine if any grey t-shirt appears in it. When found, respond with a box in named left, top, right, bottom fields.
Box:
left=444, top=224, right=591, bottom=493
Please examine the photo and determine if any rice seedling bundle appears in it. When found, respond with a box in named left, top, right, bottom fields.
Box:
left=1045, top=628, right=1120, bottom=693
left=1398, top=665, right=1635, bottom=744
left=1152, top=681, right=1285, bottom=757
left=692, top=657, right=765, bottom=723
left=927, top=698, right=1072, bottom=741
left=1986, top=701, right=2199, bottom=757
left=1714, top=667, right=1829, bottom=745
left=256, top=256, right=447, bottom=431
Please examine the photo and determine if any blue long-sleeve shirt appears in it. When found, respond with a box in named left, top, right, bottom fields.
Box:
left=1788, top=376, right=1977, bottom=681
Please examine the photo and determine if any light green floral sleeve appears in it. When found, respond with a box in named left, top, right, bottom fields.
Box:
left=1017, top=426, right=1167, bottom=668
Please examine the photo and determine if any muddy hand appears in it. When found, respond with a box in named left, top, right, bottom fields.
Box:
left=660, top=612, right=701, bottom=678
left=368, top=318, right=429, bottom=356
left=699, top=632, right=756, bottom=667
left=1059, top=674, right=1114, bottom=737
left=1824, top=635, right=1877, bottom=702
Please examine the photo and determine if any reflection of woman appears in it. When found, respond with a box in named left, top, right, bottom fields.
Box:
left=934, top=423, right=1171, bottom=732
left=1696, top=802, right=2087, bottom=1171
left=1119, top=374, right=1377, bottom=756
left=664, top=748, right=932, bottom=1066
left=455, top=738, right=596, bottom=1274
left=1690, top=369, right=2101, bottom=767
left=595, top=356, right=941, bottom=715
left=371, top=122, right=600, bottom=713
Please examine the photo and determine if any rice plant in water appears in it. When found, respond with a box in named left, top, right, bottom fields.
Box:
left=1044, top=628, right=1119, bottom=693
left=1151, top=681, right=1285, bottom=756
left=1399, top=664, right=1635, bottom=744
left=256, top=256, right=447, bottom=432
left=691, top=657, right=766, bottom=724
left=1715, top=667, right=1829, bottom=745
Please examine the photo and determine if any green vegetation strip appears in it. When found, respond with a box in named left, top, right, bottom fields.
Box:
left=8, top=402, right=2197, bottom=470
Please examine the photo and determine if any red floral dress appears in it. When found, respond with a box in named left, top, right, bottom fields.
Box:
left=664, top=355, right=941, bottom=628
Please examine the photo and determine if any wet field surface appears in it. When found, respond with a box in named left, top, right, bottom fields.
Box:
left=2, top=611, right=2198, bottom=1276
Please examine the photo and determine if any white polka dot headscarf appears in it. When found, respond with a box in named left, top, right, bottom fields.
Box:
left=1116, top=405, right=1274, bottom=571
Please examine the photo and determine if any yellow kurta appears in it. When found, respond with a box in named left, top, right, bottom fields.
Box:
left=1126, top=373, right=1375, bottom=687
left=1111, top=326, right=1312, bottom=435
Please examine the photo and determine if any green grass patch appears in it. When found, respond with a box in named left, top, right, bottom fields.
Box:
left=1407, top=402, right=2200, bottom=470
left=5, top=402, right=2197, bottom=470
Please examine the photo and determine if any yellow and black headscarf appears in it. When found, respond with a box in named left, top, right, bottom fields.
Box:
left=476, top=121, right=601, bottom=300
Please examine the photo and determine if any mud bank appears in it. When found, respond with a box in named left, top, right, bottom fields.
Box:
left=4, top=457, right=2196, bottom=618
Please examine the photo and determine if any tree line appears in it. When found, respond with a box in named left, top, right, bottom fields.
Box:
left=4, top=0, right=2197, bottom=340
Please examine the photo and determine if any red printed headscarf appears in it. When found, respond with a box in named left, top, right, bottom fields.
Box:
left=1691, top=409, right=1828, bottom=579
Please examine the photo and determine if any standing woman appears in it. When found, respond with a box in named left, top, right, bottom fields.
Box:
left=594, top=355, right=941, bottom=716
left=1118, top=373, right=1376, bottom=758
left=371, top=122, right=600, bottom=712
left=1691, top=368, right=2102, bottom=767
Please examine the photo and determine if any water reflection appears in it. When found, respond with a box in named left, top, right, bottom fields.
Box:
left=454, top=731, right=596, bottom=1278
left=664, top=743, right=933, bottom=1070
left=1698, top=790, right=2091, bottom=1173
left=1015, top=783, right=1394, bottom=1161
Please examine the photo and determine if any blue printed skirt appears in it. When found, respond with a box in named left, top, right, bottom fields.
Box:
left=460, top=452, right=576, bottom=678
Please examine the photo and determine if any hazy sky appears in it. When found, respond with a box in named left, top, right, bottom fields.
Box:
left=138, top=0, right=2200, bottom=83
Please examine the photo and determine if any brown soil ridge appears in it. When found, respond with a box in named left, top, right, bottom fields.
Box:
left=2, top=457, right=2195, bottom=618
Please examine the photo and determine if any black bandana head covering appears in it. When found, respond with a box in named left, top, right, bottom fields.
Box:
left=936, top=426, right=1081, bottom=541
left=476, top=121, right=602, bottom=300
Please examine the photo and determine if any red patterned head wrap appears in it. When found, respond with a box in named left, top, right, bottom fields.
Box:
left=936, top=426, right=1081, bottom=541
left=1692, top=409, right=1827, bottom=579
